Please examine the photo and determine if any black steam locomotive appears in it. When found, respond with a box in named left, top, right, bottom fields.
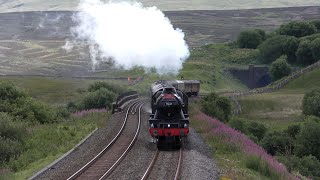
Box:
left=149, top=80, right=189, bottom=148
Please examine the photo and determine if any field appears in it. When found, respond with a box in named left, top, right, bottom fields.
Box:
left=237, top=68, right=320, bottom=130
left=0, top=0, right=320, bottom=12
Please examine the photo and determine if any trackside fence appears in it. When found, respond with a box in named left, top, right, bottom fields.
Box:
left=112, top=91, right=139, bottom=113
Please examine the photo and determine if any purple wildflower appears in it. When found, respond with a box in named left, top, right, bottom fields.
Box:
left=194, top=110, right=297, bottom=179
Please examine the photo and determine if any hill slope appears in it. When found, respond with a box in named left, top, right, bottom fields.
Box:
left=1, top=0, right=320, bottom=12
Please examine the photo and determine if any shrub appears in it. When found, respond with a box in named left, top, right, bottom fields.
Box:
left=0, top=136, right=24, bottom=162
left=270, top=55, right=292, bottom=81
left=0, top=82, right=58, bottom=124
left=237, top=30, right=263, bottom=49
left=296, top=40, right=315, bottom=65
left=285, top=124, right=301, bottom=139
left=311, top=37, right=320, bottom=61
left=258, top=35, right=289, bottom=63
left=247, top=122, right=267, bottom=141
left=229, top=117, right=247, bottom=134
left=201, top=92, right=232, bottom=122
left=282, top=36, right=299, bottom=63
left=0, top=82, right=26, bottom=101
left=88, top=81, right=125, bottom=94
left=302, top=89, right=320, bottom=117
left=0, top=113, right=26, bottom=142
left=279, top=155, right=320, bottom=179
left=81, top=88, right=116, bottom=110
left=310, top=20, right=320, bottom=31
left=279, top=21, right=317, bottom=38
left=295, top=117, right=320, bottom=160
left=254, top=29, right=267, bottom=41
left=261, top=131, right=294, bottom=156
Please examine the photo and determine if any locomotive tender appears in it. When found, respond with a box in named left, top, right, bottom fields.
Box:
left=149, top=80, right=190, bottom=148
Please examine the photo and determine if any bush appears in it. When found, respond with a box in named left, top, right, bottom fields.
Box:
left=254, top=29, right=267, bottom=41
left=0, top=113, right=26, bottom=142
left=282, top=36, right=299, bottom=63
left=261, top=131, right=294, bottom=156
left=295, top=117, right=320, bottom=160
left=88, top=81, right=125, bottom=94
left=302, top=89, right=320, bottom=117
left=285, top=124, right=301, bottom=139
left=229, top=117, right=248, bottom=133
left=258, top=35, right=289, bottom=63
left=311, top=37, right=320, bottom=61
left=201, top=92, right=232, bottom=122
left=279, top=155, right=320, bottom=179
left=296, top=40, right=315, bottom=65
left=310, top=20, right=320, bottom=31
left=0, top=81, right=59, bottom=124
left=0, top=136, right=24, bottom=162
left=0, top=113, right=26, bottom=163
left=238, top=30, right=263, bottom=49
left=81, top=88, right=116, bottom=110
left=279, top=21, right=317, bottom=38
left=247, top=122, right=267, bottom=141
left=270, top=55, right=292, bottom=81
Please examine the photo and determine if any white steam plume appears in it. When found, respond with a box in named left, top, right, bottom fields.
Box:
left=70, top=0, right=189, bottom=74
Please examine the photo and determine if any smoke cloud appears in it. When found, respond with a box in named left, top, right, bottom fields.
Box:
left=70, top=0, right=189, bottom=73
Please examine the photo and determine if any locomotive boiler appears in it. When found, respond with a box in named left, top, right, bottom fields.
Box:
left=149, top=80, right=189, bottom=148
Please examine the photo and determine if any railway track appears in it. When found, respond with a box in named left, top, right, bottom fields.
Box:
left=67, top=99, right=145, bottom=180
left=141, top=148, right=183, bottom=180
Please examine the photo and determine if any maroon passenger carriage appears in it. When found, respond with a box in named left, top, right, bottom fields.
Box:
left=149, top=81, right=189, bottom=149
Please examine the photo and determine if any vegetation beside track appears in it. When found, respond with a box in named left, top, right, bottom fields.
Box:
left=0, top=79, right=118, bottom=179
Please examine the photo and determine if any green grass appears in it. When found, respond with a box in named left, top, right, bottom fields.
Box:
left=237, top=68, right=320, bottom=131
left=0, top=76, right=127, bottom=105
left=189, top=106, right=269, bottom=180
left=178, top=44, right=258, bottom=93
left=1, top=112, right=109, bottom=180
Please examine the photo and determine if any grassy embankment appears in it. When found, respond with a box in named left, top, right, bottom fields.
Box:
left=237, top=68, right=320, bottom=130
left=178, top=43, right=255, bottom=93
left=0, top=77, right=114, bottom=179
left=189, top=67, right=320, bottom=179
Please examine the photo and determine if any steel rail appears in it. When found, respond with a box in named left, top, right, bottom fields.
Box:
left=67, top=100, right=141, bottom=180
left=141, top=147, right=183, bottom=180
left=140, top=150, right=159, bottom=180
left=99, top=101, right=145, bottom=179
left=174, top=148, right=183, bottom=180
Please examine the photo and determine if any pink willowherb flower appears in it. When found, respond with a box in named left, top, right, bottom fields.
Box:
left=194, top=110, right=296, bottom=179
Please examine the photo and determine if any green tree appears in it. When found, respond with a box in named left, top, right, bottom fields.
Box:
left=261, top=131, right=294, bottom=156
left=282, top=36, right=299, bottom=63
left=302, top=89, right=320, bottom=117
left=310, top=20, right=320, bottom=31
left=237, top=30, right=263, bottom=49
left=311, top=37, right=320, bottom=61
left=279, top=155, right=320, bottom=178
left=258, top=35, right=288, bottom=63
left=254, top=29, right=266, bottom=41
left=247, top=122, right=267, bottom=141
left=201, top=92, right=232, bottom=122
left=295, top=117, right=320, bottom=160
left=296, top=40, right=315, bottom=65
left=270, top=55, right=292, bottom=81
left=279, top=21, right=317, bottom=38
left=88, top=81, right=125, bottom=94
left=82, top=88, right=116, bottom=110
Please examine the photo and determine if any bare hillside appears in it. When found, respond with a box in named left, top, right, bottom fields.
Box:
left=0, top=0, right=320, bottom=12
